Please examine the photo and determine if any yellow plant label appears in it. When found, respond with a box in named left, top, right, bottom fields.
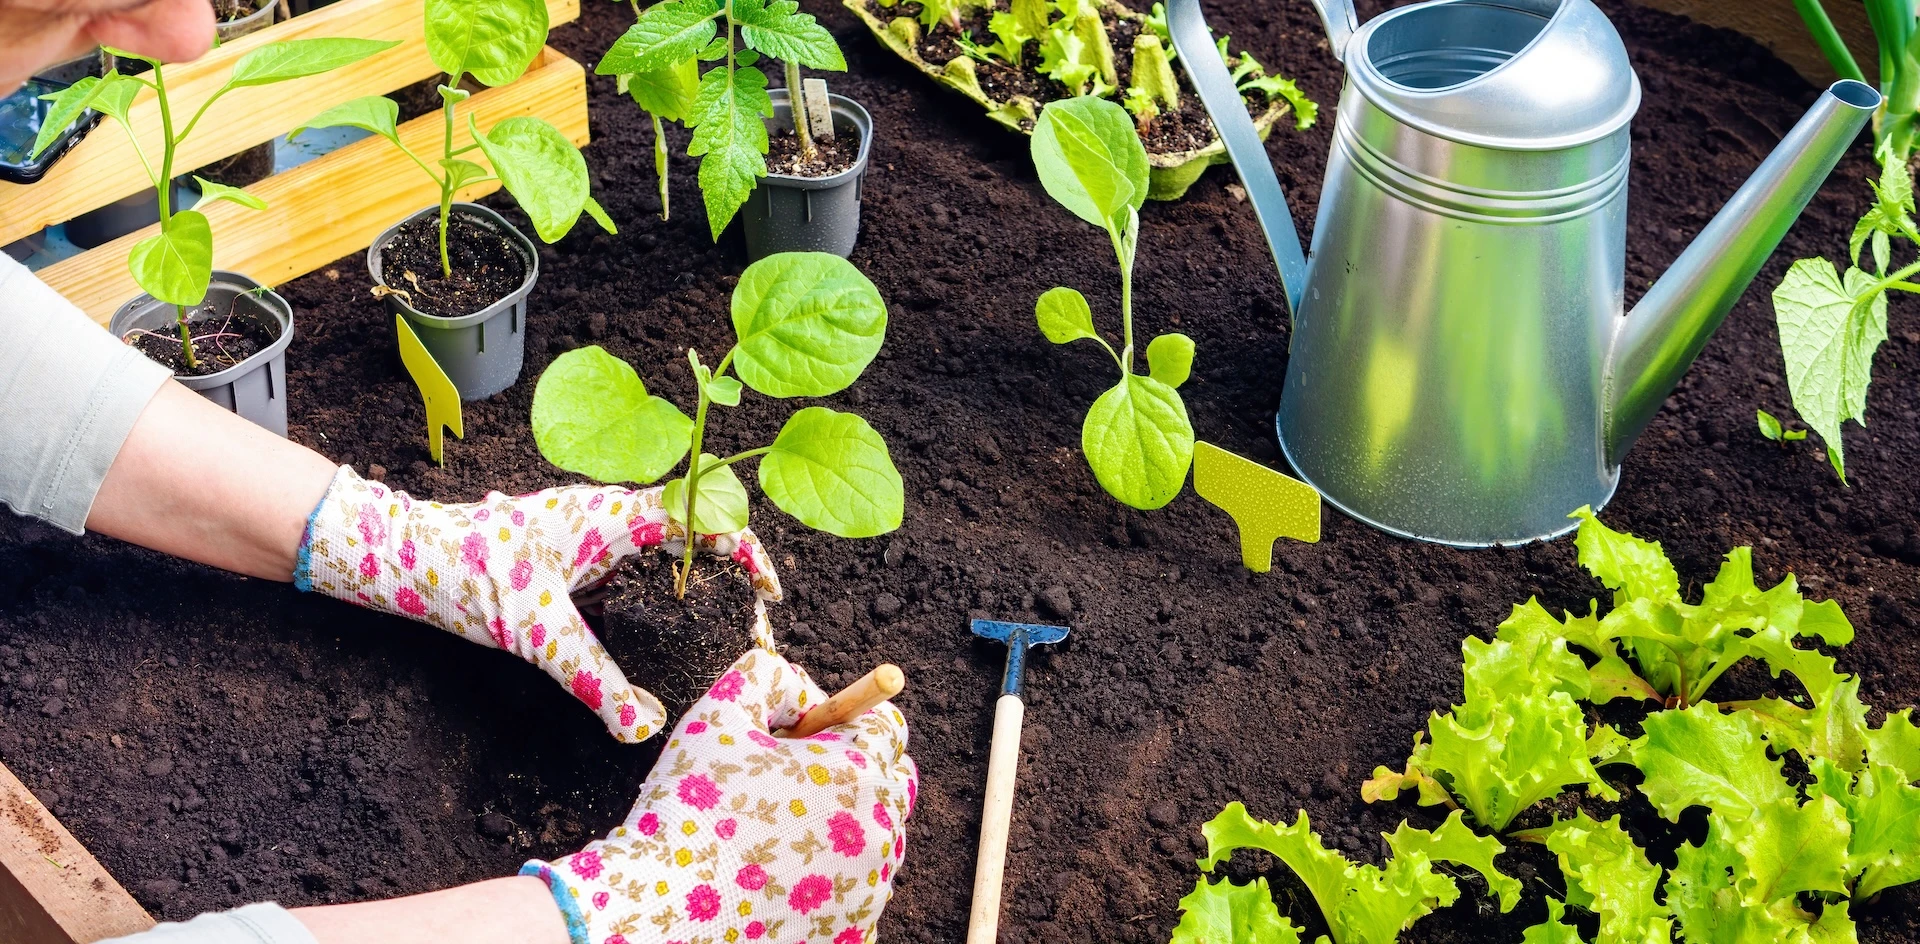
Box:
left=394, top=314, right=464, bottom=465
left=1192, top=440, right=1321, bottom=572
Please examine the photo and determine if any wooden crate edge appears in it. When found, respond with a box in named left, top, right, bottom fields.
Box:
left=0, top=758, right=152, bottom=944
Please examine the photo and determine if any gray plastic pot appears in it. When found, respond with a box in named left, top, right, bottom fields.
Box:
left=108, top=271, right=294, bottom=437
left=744, top=90, right=872, bottom=260
left=367, top=202, right=537, bottom=400
left=214, top=1, right=277, bottom=41
left=66, top=180, right=196, bottom=249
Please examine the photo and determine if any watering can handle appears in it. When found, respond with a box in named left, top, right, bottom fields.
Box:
left=1310, top=0, right=1359, bottom=62
left=1166, top=0, right=1310, bottom=315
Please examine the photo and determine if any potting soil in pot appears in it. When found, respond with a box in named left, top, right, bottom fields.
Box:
left=767, top=128, right=859, bottom=177
left=377, top=212, right=529, bottom=317
left=126, top=306, right=279, bottom=377
left=2, top=1, right=1920, bottom=942
left=593, top=552, right=762, bottom=722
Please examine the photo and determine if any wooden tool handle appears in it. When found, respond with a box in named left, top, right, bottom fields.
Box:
left=782, top=664, right=905, bottom=738
left=966, top=693, right=1025, bottom=944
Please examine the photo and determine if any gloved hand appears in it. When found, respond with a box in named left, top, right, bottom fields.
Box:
left=522, top=649, right=915, bottom=944
left=294, top=466, right=782, bottom=742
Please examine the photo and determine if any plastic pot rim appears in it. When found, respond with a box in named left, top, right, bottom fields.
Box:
left=762, top=89, right=873, bottom=192
left=109, top=270, right=294, bottom=390
left=366, top=202, right=541, bottom=331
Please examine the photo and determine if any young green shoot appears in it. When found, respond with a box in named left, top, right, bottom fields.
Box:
left=32, top=38, right=399, bottom=368
left=531, top=253, right=903, bottom=598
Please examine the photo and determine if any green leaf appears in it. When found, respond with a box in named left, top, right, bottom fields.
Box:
left=584, top=196, right=617, bottom=235
left=190, top=177, right=267, bottom=212
left=706, top=375, right=743, bottom=406
left=1082, top=373, right=1194, bottom=510
left=1031, top=95, right=1149, bottom=232
left=425, top=0, right=549, bottom=86
left=472, top=115, right=595, bottom=243
left=1515, top=812, right=1671, bottom=944
left=227, top=37, right=400, bottom=88
left=627, top=56, right=700, bottom=121
left=1849, top=148, right=1919, bottom=270
left=30, top=75, right=105, bottom=160
left=1570, top=505, right=1680, bottom=605
left=1732, top=796, right=1853, bottom=901
left=442, top=158, right=492, bottom=193
left=1168, top=876, right=1302, bottom=944
left=664, top=458, right=750, bottom=533
left=1868, top=709, right=1920, bottom=780
left=687, top=63, right=772, bottom=240
left=128, top=210, right=213, bottom=307
left=1633, top=702, right=1794, bottom=821
left=1757, top=408, right=1785, bottom=441
left=733, top=0, right=847, bottom=69
left=530, top=346, right=693, bottom=483
left=730, top=252, right=887, bottom=397
left=1036, top=286, right=1098, bottom=345
left=87, top=73, right=141, bottom=124
left=1147, top=333, right=1195, bottom=388
left=599, top=0, right=722, bottom=75
left=1520, top=899, right=1585, bottom=944
left=1383, top=811, right=1520, bottom=912
left=1423, top=689, right=1616, bottom=831
left=1771, top=258, right=1888, bottom=483
left=760, top=407, right=903, bottom=538
left=292, top=95, right=400, bottom=145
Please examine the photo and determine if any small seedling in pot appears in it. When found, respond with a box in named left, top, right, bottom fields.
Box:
left=1031, top=96, right=1196, bottom=510
left=1756, top=409, right=1807, bottom=444
left=596, top=0, right=848, bottom=238
left=531, top=252, right=904, bottom=598
left=32, top=37, right=398, bottom=369
left=295, top=0, right=614, bottom=279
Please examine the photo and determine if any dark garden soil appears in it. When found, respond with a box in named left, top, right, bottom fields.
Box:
left=594, top=553, right=762, bottom=721
left=211, top=0, right=268, bottom=21
left=126, top=307, right=277, bottom=377
left=375, top=211, right=529, bottom=318
left=768, top=128, right=860, bottom=178
left=3, top=0, right=1920, bottom=941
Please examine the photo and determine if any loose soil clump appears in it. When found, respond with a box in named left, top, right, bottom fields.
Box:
left=592, top=552, right=761, bottom=722
left=2, top=1, right=1919, bottom=943
left=126, top=308, right=277, bottom=376
left=767, top=128, right=859, bottom=178
left=376, top=212, right=529, bottom=318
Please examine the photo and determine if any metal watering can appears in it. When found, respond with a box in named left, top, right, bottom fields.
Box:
left=1168, top=0, right=1880, bottom=545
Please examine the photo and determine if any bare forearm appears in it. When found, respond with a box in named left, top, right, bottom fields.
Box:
left=292, top=876, right=568, bottom=944
left=86, top=382, right=337, bottom=581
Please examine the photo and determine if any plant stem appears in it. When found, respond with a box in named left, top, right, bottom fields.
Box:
left=677, top=376, right=715, bottom=600
left=653, top=113, right=670, bottom=220
left=1792, top=0, right=1867, bottom=84
left=704, top=446, right=773, bottom=470
left=1110, top=209, right=1138, bottom=373
left=439, top=82, right=459, bottom=278
left=786, top=59, right=816, bottom=163
left=151, top=62, right=199, bottom=371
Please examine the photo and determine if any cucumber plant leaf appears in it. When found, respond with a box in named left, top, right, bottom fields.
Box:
left=1169, top=876, right=1301, bottom=944
left=663, top=456, right=751, bottom=533
left=1771, top=258, right=1888, bottom=482
left=425, top=0, right=550, bottom=85
left=760, top=407, right=904, bottom=538
left=226, top=37, right=401, bottom=88
left=128, top=210, right=213, bottom=307
left=531, top=345, right=693, bottom=483
left=730, top=252, right=888, bottom=398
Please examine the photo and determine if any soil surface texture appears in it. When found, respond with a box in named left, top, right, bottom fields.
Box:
left=595, top=553, right=761, bottom=721
left=211, top=0, right=266, bottom=21
left=767, top=127, right=859, bottom=178
left=375, top=211, right=530, bottom=318
left=3, top=1, right=1920, bottom=942
left=127, top=305, right=277, bottom=377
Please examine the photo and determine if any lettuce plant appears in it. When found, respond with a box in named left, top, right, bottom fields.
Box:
left=530, top=252, right=903, bottom=597
left=32, top=38, right=398, bottom=368
left=596, top=0, right=848, bottom=239
left=1031, top=96, right=1196, bottom=510
left=1512, top=813, right=1671, bottom=944
left=297, top=0, right=614, bottom=279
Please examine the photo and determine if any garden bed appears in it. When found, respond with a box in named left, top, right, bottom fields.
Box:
left=2, top=0, right=1920, bottom=942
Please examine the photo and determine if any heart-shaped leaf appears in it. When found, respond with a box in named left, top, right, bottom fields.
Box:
left=128, top=210, right=214, bottom=306
left=664, top=458, right=751, bottom=534
left=731, top=253, right=887, bottom=397
left=761, top=407, right=902, bottom=538
left=472, top=115, right=593, bottom=242
left=1036, top=286, right=1097, bottom=344
left=1083, top=373, right=1193, bottom=509
left=531, top=346, right=692, bottom=483
left=1147, top=332, right=1194, bottom=388
left=425, top=0, right=549, bottom=86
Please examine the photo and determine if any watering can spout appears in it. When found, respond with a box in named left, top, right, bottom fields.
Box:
left=1606, top=79, right=1879, bottom=465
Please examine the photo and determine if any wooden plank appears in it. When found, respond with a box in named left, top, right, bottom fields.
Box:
left=0, top=0, right=580, bottom=245
left=0, top=758, right=151, bottom=944
left=1628, top=0, right=1878, bottom=87
left=41, top=47, right=589, bottom=325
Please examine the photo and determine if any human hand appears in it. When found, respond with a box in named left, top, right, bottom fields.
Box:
left=294, top=467, right=782, bottom=742
left=522, top=649, right=915, bottom=944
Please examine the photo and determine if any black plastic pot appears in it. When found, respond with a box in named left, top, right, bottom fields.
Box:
left=108, top=271, right=295, bottom=437
left=65, top=180, right=198, bottom=249
left=745, top=90, right=872, bottom=260
left=285, top=0, right=338, bottom=14
left=367, top=203, right=537, bottom=400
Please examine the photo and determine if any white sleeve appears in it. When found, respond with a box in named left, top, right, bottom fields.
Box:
left=96, top=903, right=319, bottom=944
left=0, top=253, right=170, bottom=534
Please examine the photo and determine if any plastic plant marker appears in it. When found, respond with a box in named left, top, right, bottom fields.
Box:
left=802, top=78, right=835, bottom=140
left=395, top=314, right=465, bottom=465
left=1192, top=440, right=1320, bottom=572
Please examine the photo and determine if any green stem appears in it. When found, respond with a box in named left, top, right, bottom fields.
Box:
left=677, top=378, right=714, bottom=599
left=785, top=58, right=816, bottom=162
left=151, top=63, right=199, bottom=371
left=438, top=79, right=462, bottom=278
left=705, top=446, right=773, bottom=470
left=1793, top=0, right=1867, bottom=84
left=1110, top=211, right=1137, bottom=373
left=653, top=113, right=670, bottom=221
left=1885, top=279, right=1920, bottom=292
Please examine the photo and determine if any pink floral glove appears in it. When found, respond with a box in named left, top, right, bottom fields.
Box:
left=294, top=466, right=783, bottom=742
left=522, top=649, right=916, bottom=944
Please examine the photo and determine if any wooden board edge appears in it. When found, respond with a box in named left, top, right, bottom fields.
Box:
left=0, top=758, right=152, bottom=944
left=41, top=47, right=590, bottom=325
left=1626, top=0, right=1878, bottom=87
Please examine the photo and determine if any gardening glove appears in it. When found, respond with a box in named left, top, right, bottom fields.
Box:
left=522, top=649, right=916, bottom=944
left=294, top=466, right=783, bottom=743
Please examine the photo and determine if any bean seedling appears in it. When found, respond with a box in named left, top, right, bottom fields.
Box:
left=32, top=37, right=399, bottom=369
left=295, top=0, right=615, bottom=279
left=1031, top=96, right=1196, bottom=510
left=531, top=252, right=904, bottom=598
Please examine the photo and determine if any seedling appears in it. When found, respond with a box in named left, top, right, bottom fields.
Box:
left=1756, top=408, right=1807, bottom=443
left=597, top=0, right=849, bottom=239
left=296, top=0, right=614, bottom=278
left=32, top=37, right=399, bottom=369
left=1031, top=96, right=1195, bottom=510
left=531, top=252, right=903, bottom=598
